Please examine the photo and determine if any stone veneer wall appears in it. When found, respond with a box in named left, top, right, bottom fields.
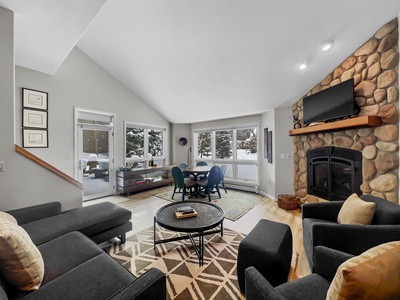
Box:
left=292, top=18, right=399, bottom=204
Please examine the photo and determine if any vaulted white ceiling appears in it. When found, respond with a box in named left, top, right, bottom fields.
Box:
left=2, top=0, right=400, bottom=123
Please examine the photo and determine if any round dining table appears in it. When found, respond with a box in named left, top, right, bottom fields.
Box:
left=184, top=165, right=211, bottom=180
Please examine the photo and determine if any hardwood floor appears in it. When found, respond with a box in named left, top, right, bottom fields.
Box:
left=86, top=186, right=312, bottom=280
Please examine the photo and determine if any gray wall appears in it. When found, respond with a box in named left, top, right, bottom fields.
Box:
left=16, top=47, right=171, bottom=178
left=171, top=124, right=192, bottom=165
left=259, top=107, right=294, bottom=199
left=0, top=7, right=82, bottom=212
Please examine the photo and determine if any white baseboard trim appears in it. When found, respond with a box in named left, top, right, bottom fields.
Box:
left=258, top=190, right=276, bottom=201
left=225, top=183, right=259, bottom=193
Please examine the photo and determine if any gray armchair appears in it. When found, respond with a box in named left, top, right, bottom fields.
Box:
left=302, top=194, right=400, bottom=270
left=245, top=246, right=353, bottom=300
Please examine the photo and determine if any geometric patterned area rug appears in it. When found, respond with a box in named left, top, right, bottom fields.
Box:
left=150, top=188, right=266, bottom=221
left=105, top=225, right=246, bottom=300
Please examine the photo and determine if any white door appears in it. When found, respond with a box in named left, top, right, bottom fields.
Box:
left=75, top=108, right=115, bottom=201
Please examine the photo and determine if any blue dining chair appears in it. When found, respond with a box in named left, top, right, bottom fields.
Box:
left=196, top=161, right=208, bottom=166
left=172, top=166, right=195, bottom=201
left=197, top=166, right=221, bottom=202
left=178, top=162, right=191, bottom=178
left=218, top=164, right=227, bottom=193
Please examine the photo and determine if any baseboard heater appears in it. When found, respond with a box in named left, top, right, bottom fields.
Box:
left=225, top=183, right=259, bottom=193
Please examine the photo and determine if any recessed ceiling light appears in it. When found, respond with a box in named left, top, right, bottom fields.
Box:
left=297, top=62, right=308, bottom=70
left=319, top=40, right=334, bottom=52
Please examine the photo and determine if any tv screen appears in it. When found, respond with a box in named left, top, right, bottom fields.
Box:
left=303, top=78, right=355, bottom=125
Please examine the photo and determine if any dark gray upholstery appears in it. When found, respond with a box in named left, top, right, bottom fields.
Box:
left=0, top=232, right=166, bottom=300
left=245, top=246, right=354, bottom=300
left=302, top=194, right=400, bottom=270
left=8, top=202, right=132, bottom=246
left=237, top=219, right=292, bottom=293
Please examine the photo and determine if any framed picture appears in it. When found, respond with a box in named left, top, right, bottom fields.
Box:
left=22, top=88, right=48, bottom=110
left=264, top=128, right=268, bottom=159
left=22, top=129, right=48, bottom=148
left=23, top=109, right=47, bottom=129
left=267, top=130, right=273, bottom=163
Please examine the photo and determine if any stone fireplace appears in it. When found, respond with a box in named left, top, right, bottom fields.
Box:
left=292, top=18, right=399, bottom=204
left=307, top=147, right=362, bottom=201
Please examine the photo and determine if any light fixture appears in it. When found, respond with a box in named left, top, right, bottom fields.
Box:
left=319, top=40, right=334, bottom=52
left=297, top=62, right=308, bottom=70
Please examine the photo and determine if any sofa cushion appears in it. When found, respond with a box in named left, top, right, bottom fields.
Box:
left=23, top=253, right=136, bottom=300
left=0, top=218, right=44, bottom=291
left=326, top=241, right=400, bottom=300
left=337, top=193, right=375, bottom=225
left=38, top=231, right=104, bottom=285
left=22, top=202, right=131, bottom=245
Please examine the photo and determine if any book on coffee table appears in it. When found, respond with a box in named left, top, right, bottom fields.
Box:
left=175, top=208, right=198, bottom=219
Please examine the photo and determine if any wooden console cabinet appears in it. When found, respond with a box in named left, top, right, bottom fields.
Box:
left=116, top=165, right=174, bottom=195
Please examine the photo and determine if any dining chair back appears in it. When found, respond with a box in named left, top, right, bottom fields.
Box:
left=178, top=162, right=190, bottom=178
left=196, top=161, right=208, bottom=166
left=198, top=165, right=221, bottom=202
left=172, top=166, right=195, bottom=201
left=218, top=164, right=227, bottom=193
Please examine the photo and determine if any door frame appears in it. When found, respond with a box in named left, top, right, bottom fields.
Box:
left=74, top=107, right=116, bottom=200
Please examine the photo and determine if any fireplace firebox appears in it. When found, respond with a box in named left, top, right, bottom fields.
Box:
left=307, top=147, right=362, bottom=201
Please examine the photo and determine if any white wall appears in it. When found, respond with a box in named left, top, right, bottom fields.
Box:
left=171, top=124, right=192, bottom=165
left=274, top=107, right=294, bottom=196
left=260, top=110, right=275, bottom=198
left=0, top=6, right=82, bottom=212
left=16, top=47, right=171, bottom=177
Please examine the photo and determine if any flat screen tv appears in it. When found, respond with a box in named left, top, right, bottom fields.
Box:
left=303, top=78, right=355, bottom=126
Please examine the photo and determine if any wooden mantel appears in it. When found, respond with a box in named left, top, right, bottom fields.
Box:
left=289, top=116, right=382, bottom=136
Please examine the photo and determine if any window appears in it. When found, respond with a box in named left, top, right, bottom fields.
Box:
left=125, top=122, right=167, bottom=168
left=236, top=128, right=257, bottom=160
left=197, top=131, right=212, bottom=159
left=194, top=124, right=258, bottom=183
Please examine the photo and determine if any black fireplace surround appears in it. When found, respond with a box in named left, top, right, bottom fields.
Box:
left=307, top=147, right=362, bottom=201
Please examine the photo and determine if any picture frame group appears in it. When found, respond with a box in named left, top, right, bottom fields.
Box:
left=22, top=88, right=48, bottom=148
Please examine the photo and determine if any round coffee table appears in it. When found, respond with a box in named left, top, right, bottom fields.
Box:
left=154, top=201, right=225, bottom=266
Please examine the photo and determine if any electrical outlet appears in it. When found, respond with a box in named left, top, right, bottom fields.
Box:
left=280, top=153, right=285, bottom=159
left=0, top=161, right=4, bottom=172
left=286, top=154, right=291, bottom=159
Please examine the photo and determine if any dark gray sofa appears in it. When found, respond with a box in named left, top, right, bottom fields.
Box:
left=302, top=194, right=400, bottom=270
left=245, top=246, right=353, bottom=300
left=7, top=201, right=132, bottom=245
left=1, top=201, right=166, bottom=299
left=0, top=232, right=166, bottom=300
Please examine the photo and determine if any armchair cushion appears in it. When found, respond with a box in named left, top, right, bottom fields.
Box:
left=327, top=241, right=400, bottom=300
left=337, top=193, right=375, bottom=225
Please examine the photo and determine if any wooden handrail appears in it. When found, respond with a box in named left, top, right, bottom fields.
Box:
left=15, top=145, right=84, bottom=189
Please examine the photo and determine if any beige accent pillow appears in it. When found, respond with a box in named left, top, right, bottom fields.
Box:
left=0, top=218, right=44, bottom=291
left=337, top=193, right=375, bottom=225
left=0, top=211, right=18, bottom=224
left=327, top=241, right=400, bottom=300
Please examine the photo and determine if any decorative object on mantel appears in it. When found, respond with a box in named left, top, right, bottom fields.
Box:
left=22, top=88, right=48, bottom=148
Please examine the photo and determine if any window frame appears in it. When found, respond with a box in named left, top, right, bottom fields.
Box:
left=124, top=121, right=168, bottom=168
left=193, top=123, right=259, bottom=183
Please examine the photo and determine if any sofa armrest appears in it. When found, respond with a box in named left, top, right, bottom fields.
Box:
left=302, top=201, right=344, bottom=222
left=110, top=268, right=166, bottom=300
left=312, top=223, right=400, bottom=255
left=7, top=202, right=61, bottom=225
left=314, top=246, right=353, bottom=282
left=245, top=266, right=286, bottom=300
